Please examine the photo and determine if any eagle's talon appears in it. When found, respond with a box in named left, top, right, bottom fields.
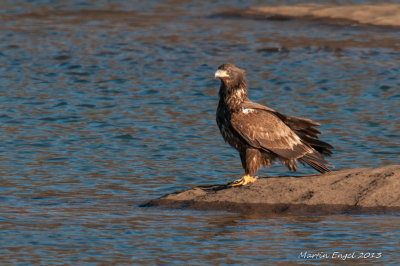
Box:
left=233, top=177, right=244, bottom=184
left=231, top=180, right=244, bottom=187
left=231, top=174, right=258, bottom=187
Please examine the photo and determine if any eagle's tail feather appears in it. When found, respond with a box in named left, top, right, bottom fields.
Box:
left=301, top=135, right=333, bottom=156
left=299, top=152, right=333, bottom=173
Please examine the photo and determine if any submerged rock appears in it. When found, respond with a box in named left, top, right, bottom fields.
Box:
left=142, top=165, right=400, bottom=214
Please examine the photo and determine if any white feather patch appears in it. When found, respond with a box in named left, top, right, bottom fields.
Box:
left=242, top=108, right=255, bottom=114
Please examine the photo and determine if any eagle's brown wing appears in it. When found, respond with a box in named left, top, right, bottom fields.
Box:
left=241, top=101, right=333, bottom=156
left=231, top=108, right=313, bottom=160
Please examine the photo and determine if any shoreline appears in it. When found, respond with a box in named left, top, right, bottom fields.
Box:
left=217, top=4, right=400, bottom=28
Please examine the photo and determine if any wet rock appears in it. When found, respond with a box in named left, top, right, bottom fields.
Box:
left=142, top=165, right=400, bottom=214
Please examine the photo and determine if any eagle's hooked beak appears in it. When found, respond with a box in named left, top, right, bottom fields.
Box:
left=215, top=69, right=229, bottom=79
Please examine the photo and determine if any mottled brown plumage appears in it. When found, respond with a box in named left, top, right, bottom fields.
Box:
left=215, top=63, right=333, bottom=185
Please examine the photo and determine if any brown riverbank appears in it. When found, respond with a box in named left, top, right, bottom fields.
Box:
left=222, top=4, right=400, bottom=28
left=142, top=165, right=400, bottom=214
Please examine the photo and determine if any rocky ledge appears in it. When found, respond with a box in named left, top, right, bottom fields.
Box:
left=142, top=165, right=400, bottom=215
left=219, top=4, right=400, bottom=28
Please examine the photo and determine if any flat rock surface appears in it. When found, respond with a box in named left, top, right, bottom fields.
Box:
left=143, top=165, right=400, bottom=214
left=222, top=4, right=400, bottom=28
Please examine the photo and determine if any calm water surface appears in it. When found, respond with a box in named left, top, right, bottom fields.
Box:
left=0, top=0, right=399, bottom=264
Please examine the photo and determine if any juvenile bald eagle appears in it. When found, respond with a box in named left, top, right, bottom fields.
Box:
left=215, top=63, right=333, bottom=186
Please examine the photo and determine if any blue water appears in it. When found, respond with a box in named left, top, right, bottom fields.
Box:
left=0, top=0, right=399, bottom=264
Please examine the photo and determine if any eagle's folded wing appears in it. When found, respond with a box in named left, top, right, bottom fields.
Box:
left=241, top=101, right=333, bottom=156
left=231, top=109, right=312, bottom=160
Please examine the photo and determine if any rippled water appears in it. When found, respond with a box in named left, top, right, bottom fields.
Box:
left=0, top=0, right=399, bottom=264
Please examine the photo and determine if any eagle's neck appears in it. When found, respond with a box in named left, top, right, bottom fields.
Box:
left=219, top=81, right=248, bottom=112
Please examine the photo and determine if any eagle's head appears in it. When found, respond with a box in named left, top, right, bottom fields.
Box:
left=215, top=63, right=246, bottom=85
left=215, top=64, right=247, bottom=100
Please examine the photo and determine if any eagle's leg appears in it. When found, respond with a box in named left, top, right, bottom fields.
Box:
left=232, top=174, right=258, bottom=186
left=232, top=149, right=260, bottom=186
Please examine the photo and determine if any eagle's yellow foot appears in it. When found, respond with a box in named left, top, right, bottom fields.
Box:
left=232, top=174, right=258, bottom=187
